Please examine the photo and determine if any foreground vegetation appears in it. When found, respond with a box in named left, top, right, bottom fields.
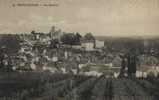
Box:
left=0, top=72, right=158, bottom=100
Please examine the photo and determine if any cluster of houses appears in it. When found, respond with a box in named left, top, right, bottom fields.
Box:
left=9, top=26, right=159, bottom=78
left=30, top=26, right=105, bottom=51
left=16, top=26, right=121, bottom=76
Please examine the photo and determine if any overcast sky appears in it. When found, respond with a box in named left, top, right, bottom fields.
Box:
left=0, top=0, right=159, bottom=37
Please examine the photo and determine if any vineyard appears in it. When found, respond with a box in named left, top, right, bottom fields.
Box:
left=0, top=72, right=159, bottom=100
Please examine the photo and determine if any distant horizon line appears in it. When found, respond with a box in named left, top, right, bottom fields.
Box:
left=0, top=32, right=159, bottom=39
left=0, top=31, right=159, bottom=39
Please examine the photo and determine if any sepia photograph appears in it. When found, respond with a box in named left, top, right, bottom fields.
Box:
left=0, top=0, right=159, bottom=100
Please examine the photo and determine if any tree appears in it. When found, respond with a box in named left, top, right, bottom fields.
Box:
left=127, top=53, right=137, bottom=78
left=50, top=39, right=60, bottom=49
left=61, top=33, right=81, bottom=45
left=0, top=34, right=21, bottom=54
left=0, top=34, right=21, bottom=71
left=75, top=32, right=82, bottom=44
left=31, top=30, right=35, bottom=35
left=84, top=33, right=95, bottom=41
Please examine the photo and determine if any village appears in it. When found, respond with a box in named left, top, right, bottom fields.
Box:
left=0, top=26, right=159, bottom=78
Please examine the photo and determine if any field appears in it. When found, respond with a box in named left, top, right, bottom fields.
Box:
left=0, top=72, right=159, bottom=100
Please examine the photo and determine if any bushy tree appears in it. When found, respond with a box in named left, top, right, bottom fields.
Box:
left=61, top=33, right=82, bottom=45
left=84, top=33, right=95, bottom=41
left=0, top=34, right=21, bottom=54
left=0, top=34, right=21, bottom=71
left=50, top=39, right=60, bottom=48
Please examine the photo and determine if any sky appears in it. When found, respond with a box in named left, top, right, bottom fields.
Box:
left=0, top=0, right=159, bottom=37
